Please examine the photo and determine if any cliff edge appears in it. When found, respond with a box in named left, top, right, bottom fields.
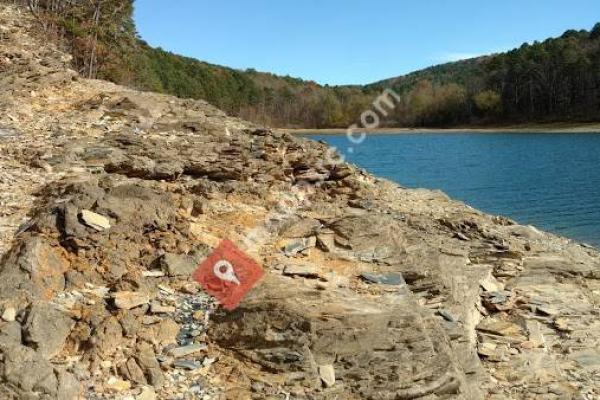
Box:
left=0, top=5, right=598, bottom=400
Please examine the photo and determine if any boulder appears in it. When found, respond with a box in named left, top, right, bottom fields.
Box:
left=0, top=237, right=69, bottom=300
left=210, top=275, right=472, bottom=398
left=22, top=302, right=73, bottom=358
left=1, top=344, right=81, bottom=399
left=2, top=344, right=57, bottom=394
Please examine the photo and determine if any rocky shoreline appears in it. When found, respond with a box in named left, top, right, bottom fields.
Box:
left=0, top=4, right=599, bottom=400
left=282, top=125, right=600, bottom=135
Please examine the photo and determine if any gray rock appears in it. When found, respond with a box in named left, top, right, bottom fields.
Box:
left=136, top=343, right=165, bottom=388
left=173, top=360, right=201, bottom=370
left=210, top=275, right=469, bottom=397
left=570, top=350, right=600, bottom=370
left=251, top=381, right=264, bottom=393
left=2, top=10, right=600, bottom=398
left=280, top=218, right=322, bottom=238
left=283, top=264, right=319, bottom=279
left=2, top=344, right=57, bottom=395
left=119, top=357, right=147, bottom=384
left=158, top=251, right=207, bottom=277
left=329, top=215, right=406, bottom=262
left=437, top=309, right=457, bottom=323
left=120, top=312, right=141, bottom=337
left=23, top=302, right=73, bottom=358
left=360, top=272, right=405, bottom=286
left=283, top=237, right=316, bottom=256
left=169, top=343, right=207, bottom=358
left=56, top=369, right=82, bottom=399
left=0, top=321, right=22, bottom=349
left=159, top=253, right=194, bottom=277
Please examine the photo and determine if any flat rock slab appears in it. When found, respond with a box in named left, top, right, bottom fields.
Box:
left=477, top=319, right=525, bottom=339
left=79, top=210, right=111, bottom=231
left=169, top=344, right=207, bottom=358
left=283, top=264, right=319, bottom=278
left=113, top=291, right=149, bottom=310
left=210, top=275, right=473, bottom=398
left=360, top=272, right=406, bottom=286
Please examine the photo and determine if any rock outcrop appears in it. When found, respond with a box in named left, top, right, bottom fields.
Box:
left=0, top=4, right=598, bottom=399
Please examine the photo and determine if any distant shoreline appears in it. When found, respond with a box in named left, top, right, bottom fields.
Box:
left=281, top=123, right=600, bottom=135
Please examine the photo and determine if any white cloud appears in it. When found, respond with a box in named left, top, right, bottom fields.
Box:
left=437, top=47, right=512, bottom=63
left=438, top=52, right=481, bottom=62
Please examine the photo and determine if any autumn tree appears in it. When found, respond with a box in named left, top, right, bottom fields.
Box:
left=474, top=90, right=502, bottom=117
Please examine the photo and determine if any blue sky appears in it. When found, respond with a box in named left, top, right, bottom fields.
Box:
left=134, top=0, right=599, bottom=85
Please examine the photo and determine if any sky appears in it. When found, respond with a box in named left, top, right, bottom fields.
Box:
left=134, top=0, right=600, bottom=86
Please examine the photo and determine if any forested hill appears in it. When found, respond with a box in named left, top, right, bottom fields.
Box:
left=11, top=0, right=600, bottom=128
left=369, top=28, right=600, bottom=127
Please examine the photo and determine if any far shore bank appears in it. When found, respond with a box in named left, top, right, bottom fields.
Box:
left=280, top=122, right=600, bottom=135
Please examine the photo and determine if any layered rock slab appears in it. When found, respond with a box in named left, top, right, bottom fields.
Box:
left=211, top=275, right=480, bottom=399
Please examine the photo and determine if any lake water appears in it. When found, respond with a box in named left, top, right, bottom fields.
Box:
left=307, top=132, right=600, bottom=247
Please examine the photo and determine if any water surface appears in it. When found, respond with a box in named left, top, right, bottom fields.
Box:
left=308, top=132, right=600, bottom=247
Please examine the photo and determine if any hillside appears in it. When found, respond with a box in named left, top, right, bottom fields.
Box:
left=15, top=0, right=600, bottom=129
left=370, top=27, right=600, bottom=127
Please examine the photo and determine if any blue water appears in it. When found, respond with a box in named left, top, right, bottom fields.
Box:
left=308, top=132, right=600, bottom=247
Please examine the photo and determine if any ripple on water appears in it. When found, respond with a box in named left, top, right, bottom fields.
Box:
left=308, top=132, right=600, bottom=247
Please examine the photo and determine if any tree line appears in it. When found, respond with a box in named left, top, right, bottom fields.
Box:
left=8, top=0, right=600, bottom=128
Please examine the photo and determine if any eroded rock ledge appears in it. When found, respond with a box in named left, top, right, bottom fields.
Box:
left=0, top=3, right=598, bottom=399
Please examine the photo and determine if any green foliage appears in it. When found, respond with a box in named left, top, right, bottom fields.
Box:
left=590, top=23, right=600, bottom=40
left=474, top=90, right=502, bottom=116
left=15, top=1, right=600, bottom=128
left=401, top=80, right=468, bottom=126
left=486, top=30, right=599, bottom=122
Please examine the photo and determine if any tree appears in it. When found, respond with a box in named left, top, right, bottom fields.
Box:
left=474, top=90, right=502, bottom=116
left=590, top=23, right=600, bottom=40
left=408, top=80, right=435, bottom=125
left=14, top=0, right=600, bottom=128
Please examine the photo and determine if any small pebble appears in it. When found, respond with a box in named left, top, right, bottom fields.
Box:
left=173, top=360, right=201, bottom=370
left=136, top=386, right=157, bottom=400
left=2, top=307, right=16, bottom=322
left=106, top=377, right=131, bottom=392
left=170, top=343, right=207, bottom=358
left=142, top=270, right=165, bottom=278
